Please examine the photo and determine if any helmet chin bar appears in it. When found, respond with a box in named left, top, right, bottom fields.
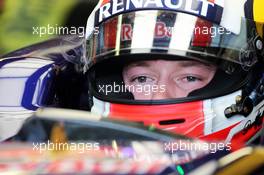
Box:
left=225, top=73, right=264, bottom=118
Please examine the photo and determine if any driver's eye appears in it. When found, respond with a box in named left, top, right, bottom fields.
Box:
left=186, top=76, right=200, bottom=82
left=136, top=76, right=147, bottom=83
left=132, top=76, right=153, bottom=83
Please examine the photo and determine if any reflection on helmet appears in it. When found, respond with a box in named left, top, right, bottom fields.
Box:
left=85, top=0, right=264, bottom=145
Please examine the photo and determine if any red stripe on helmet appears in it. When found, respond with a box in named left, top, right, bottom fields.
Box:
left=109, top=101, right=205, bottom=138
left=191, top=18, right=213, bottom=47
left=103, top=17, right=118, bottom=49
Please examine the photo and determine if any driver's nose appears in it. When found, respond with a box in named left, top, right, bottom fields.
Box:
left=151, top=80, right=187, bottom=100
left=151, top=81, right=177, bottom=100
left=151, top=88, right=173, bottom=100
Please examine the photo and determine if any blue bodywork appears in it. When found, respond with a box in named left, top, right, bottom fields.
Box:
left=0, top=35, right=86, bottom=140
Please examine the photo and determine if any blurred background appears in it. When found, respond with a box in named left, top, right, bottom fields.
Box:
left=0, top=0, right=98, bottom=56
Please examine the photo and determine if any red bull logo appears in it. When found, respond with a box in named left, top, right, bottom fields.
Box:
left=121, top=22, right=172, bottom=41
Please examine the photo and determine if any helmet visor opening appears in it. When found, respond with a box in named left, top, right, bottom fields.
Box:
left=88, top=56, right=249, bottom=104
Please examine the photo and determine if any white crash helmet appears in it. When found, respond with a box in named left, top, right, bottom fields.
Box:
left=84, top=0, right=264, bottom=145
